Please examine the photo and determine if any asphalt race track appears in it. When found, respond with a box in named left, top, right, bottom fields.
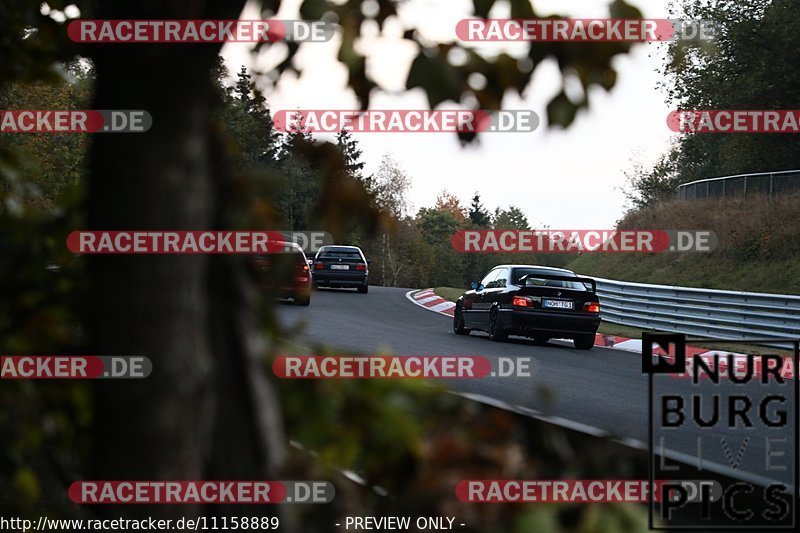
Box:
left=275, top=286, right=796, bottom=488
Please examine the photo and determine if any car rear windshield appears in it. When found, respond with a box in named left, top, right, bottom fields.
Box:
left=319, top=250, right=362, bottom=260
left=512, top=268, right=587, bottom=290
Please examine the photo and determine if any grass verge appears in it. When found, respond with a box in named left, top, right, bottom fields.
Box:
left=561, top=195, right=800, bottom=295
left=432, top=286, right=465, bottom=302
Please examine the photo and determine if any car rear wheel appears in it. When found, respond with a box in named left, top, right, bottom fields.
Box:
left=532, top=336, right=549, bottom=346
left=574, top=334, right=595, bottom=350
left=358, top=283, right=368, bottom=294
left=453, top=305, right=470, bottom=335
left=294, top=294, right=311, bottom=306
left=488, top=308, right=508, bottom=342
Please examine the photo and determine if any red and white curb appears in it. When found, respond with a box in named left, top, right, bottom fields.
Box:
left=405, top=289, right=794, bottom=378
left=405, top=288, right=456, bottom=316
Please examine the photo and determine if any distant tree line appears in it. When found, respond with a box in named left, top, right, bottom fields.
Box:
left=1, top=61, right=554, bottom=290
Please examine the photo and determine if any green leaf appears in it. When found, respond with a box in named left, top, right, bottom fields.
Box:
left=299, top=0, right=333, bottom=20
left=407, top=51, right=464, bottom=109
left=546, top=91, right=579, bottom=128
left=510, top=0, right=535, bottom=19
left=472, top=0, right=497, bottom=19
left=609, top=0, right=643, bottom=20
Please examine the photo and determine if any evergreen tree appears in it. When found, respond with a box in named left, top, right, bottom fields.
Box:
left=467, top=192, right=491, bottom=227
left=234, top=65, right=251, bottom=104
left=336, top=129, right=366, bottom=178
left=218, top=65, right=280, bottom=165
left=274, top=114, right=318, bottom=229
left=493, top=206, right=529, bottom=230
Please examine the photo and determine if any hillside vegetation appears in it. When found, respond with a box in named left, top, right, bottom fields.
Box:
left=564, top=194, right=800, bottom=295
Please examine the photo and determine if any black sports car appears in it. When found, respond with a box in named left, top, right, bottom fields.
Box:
left=453, top=265, right=601, bottom=350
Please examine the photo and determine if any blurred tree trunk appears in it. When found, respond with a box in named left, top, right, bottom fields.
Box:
left=86, top=0, right=286, bottom=522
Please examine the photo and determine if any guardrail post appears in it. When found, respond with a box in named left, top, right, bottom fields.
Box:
left=743, top=176, right=747, bottom=199
left=770, top=173, right=774, bottom=196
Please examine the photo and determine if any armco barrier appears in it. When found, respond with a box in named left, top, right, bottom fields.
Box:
left=677, top=169, right=800, bottom=200
left=594, top=277, right=800, bottom=347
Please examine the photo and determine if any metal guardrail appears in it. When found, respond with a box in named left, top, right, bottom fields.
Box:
left=594, top=277, right=800, bottom=347
left=677, top=169, right=800, bottom=200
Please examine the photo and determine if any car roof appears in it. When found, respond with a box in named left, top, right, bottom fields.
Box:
left=493, top=264, right=576, bottom=274
left=256, top=241, right=306, bottom=256
left=277, top=241, right=303, bottom=251
left=319, top=245, right=362, bottom=252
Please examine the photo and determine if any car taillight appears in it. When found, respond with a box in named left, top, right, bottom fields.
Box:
left=302, top=264, right=309, bottom=271
left=513, top=296, right=533, bottom=307
left=356, top=264, right=366, bottom=271
left=583, top=302, right=600, bottom=313
left=314, top=262, right=324, bottom=270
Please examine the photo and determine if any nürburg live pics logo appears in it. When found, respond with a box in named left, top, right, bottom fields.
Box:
left=644, top=332, right=798, bottom=530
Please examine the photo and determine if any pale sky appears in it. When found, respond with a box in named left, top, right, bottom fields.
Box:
left=222, top=0, right=679, bottom=228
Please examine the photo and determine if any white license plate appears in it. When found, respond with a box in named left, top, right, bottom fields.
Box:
left=330, top=264, right=350, bottom=270
left=543, top=299, right=573, bottom=310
